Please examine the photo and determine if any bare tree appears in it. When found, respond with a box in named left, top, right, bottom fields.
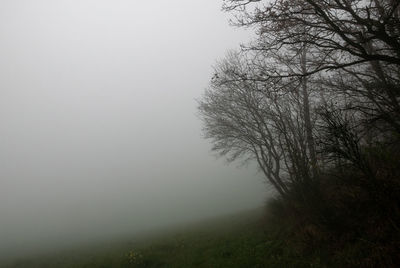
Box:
left=198, top=48, right=320, bottom=195
left=320, top=59, right=400, bottom=134
left=223, top=0, right=400, bottom=134
left=223, top=0, right=400, bottom=72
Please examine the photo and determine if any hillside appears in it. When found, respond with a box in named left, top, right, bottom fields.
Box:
left=1, top=207, right=324, bottom=268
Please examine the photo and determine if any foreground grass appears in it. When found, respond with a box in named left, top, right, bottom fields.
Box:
left=1, top=208, right=326, bottom=268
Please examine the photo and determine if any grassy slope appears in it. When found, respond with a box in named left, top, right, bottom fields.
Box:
left=2, top=208, right=325, bottom=268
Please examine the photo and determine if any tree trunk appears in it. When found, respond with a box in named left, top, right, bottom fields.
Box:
left=300, top=45, right=318, bottom=178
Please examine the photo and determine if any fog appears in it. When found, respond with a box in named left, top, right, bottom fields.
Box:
left=0, top=0, right=267, bottom=259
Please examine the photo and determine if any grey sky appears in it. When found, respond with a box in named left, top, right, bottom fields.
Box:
left=0, top=0, right=267, bottom=257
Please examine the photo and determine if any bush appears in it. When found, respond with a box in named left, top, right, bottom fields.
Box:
left=265, top=142, right=400, bottom=267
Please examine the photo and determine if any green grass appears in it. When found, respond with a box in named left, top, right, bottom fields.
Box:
left=1, top=208, right=326, bottom=268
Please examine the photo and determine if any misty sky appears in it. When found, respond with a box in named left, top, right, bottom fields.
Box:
left=0, top=0, right=267, bottom=257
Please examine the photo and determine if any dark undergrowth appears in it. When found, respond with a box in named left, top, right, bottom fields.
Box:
left=267, top=141, right=400, bottom=268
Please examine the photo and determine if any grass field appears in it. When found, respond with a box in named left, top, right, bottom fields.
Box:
left=1, top=208, right=326, bottom=268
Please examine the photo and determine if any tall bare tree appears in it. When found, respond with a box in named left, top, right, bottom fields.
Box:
left=223, top=0, right=400, bottom=71
left=199, top=48, right=320, bottom=195
left=223, top=0, right=400, bottom=133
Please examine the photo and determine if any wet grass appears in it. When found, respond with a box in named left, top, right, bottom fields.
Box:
left=0, top=208, right=326, bottom=268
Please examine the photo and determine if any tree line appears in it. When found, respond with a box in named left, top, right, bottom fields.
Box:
left=199, top=1, right=400, bottom=266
